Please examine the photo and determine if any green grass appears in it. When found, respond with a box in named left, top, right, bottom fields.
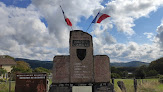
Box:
left=0, top=81, right=15, bottom=92
left=157, top=84, right=163, bottom=91
left=114, top=79, right=163, bottom=92
left=114, top=79, right=134, bottom=92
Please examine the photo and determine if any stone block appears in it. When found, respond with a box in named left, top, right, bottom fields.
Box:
left=94, top=55, right=110, bottom=82
left=52, top=56, right=70, bottom=83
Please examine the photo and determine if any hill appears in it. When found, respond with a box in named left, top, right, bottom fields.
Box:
left=15, top=58, right=149, bottom=69
left=15, top=58, right=53, bottom=69
left=110, top=61, right=149, bottom=67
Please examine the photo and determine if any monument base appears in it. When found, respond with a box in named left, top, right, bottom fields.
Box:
left=49, top=82, right=114, bottom=92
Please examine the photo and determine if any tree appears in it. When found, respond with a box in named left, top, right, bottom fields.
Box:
left=135, top=65, right=147, bottom=79
left=146, top=70, right=158, bottom=77
left=122, top=71, right=128, bottom=78
left=0, top=68, right=7, bottom=76
left=33, top=67, right=50, bottom=75
left=4, top=55, right=15, bottom=60
left=149, top=57, right=163, bottom=74
left=111, top=67, right=119, bottom=73
left=12, top=61, right=32, bottom=73
left=111, top=73, right=121, bottom=78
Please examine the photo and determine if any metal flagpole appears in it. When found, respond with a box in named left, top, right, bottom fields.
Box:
left=60, top=5, right=73, bottom=31
left=71, top=26, right=73, bottom=31
left=86, top=10, right=100, bottom=32
left=86, top=22, right=93, bottom=32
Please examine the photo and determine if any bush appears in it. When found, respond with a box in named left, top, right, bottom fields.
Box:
left=146, top=70, right=158, bottom=77
left=159, top=75, right=163, bottom=83
left=111, top=73, right=121, bottom=78
left=0, top=79, right=6, bottom=82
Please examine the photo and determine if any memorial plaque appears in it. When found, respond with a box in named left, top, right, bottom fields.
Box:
left=72, top=40, right=90, bottom=47
left=53, top=56, right=70, bottom=83
left=72, top=86, right=92, bottom=92
left=15, top=73, right=47, bottom=92
left=70, top=30, right=94, bottom=83
left=94, top=55, right=110, bottom=82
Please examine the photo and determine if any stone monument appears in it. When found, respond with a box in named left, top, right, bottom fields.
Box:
left=49, top=30, right=113, bottom=92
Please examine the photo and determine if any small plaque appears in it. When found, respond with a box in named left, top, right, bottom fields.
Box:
left=15, top=73, right=47, bottom=92
left=72, top=40, right=90, bottom=47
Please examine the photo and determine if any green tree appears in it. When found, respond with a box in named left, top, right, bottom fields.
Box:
left=0, top=68, right=7, bottom=76
left=149, top=57, right=163, bottom=74
left=33, top=67, right=50, bottom=74
left=135, top=65, right=147, bottom=79
left=4, top=55, right=15, bottom=60
left=111, top=67, right=123, bottom=78
left=111, top=73, right=121, bottom=78
left=122, top=71, right=128, bottom=78
left=12, top=61, right=32, bottom=73
left=146, top=70, right=158, bottom=77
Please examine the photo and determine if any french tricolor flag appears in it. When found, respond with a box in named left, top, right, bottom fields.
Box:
left=60, top=6, right=72, bottom=26
left=92, top=12, right=110, bottom=23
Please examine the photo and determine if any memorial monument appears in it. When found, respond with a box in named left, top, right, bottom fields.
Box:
left=49, top=30, right=113, bottom=92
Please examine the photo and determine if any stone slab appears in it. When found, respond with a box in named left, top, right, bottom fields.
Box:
left=72, top=86, right=92, bottom=92
left=49, top=86, right=71, bottom=92
left=93, top=83, right=114, bottom=92
left=94, top=55, right=110, bottom=82
left=52, top=56, right=70, bottom=83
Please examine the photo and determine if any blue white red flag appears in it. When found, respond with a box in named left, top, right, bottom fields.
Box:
left=92, top=12, right=110, bottom=23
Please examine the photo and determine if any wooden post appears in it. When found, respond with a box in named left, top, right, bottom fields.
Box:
left=117, top=81, right=126, bottom=92
left=134, top=79, right=137, bottom=92
left=112, top=78, right=114, bottom=89
left=9, top=80, right=11, bottom=92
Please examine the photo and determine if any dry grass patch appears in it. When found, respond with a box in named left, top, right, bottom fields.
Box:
left=138, top=80, right=162, bottom=92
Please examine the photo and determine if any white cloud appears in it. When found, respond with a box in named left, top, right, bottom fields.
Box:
left=156, top=19, right=163, bottom=48
left=96, top=41, right=162, bottom=63
left=0, top=2, right=67, bottom=60
left=144, top=32, right=154, bottom=41
left=101, top=0, right=163, bottom=35
left=144, top=32, right=154, bottom=39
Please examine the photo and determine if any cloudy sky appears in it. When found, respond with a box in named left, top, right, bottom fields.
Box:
left=0, top=0, right=163, bottom=62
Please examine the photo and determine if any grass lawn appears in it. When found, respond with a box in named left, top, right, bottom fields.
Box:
left=114, top=79, right=163, bottom=92
left=0, top=81, right=15, bottom=92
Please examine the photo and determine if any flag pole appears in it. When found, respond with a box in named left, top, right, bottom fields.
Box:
left=86, top=22, right=93, bottom=32
left=71, top=26, right=73, bottom=31
left=86, top=10, right=101, bottom=32
left=60, top=5, right=73, bottom=31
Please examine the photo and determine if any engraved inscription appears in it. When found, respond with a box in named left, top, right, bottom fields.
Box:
left=73, top=63, right=91, bottom=79
left=72, top=40, right=90, bottom=47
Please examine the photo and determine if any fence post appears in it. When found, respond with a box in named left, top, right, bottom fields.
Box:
left=112, top=78, right=114, bottom=90
left=134, top=79, right=137, bottom=92
left=9, top=80, right=11, bottom=92
left=117, top=81, right=126, bottom=92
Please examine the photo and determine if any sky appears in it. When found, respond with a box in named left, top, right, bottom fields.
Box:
left=0, top=0, right=163, bottom=62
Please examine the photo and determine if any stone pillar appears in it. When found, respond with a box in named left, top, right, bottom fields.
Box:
left=69, top=30, right=94, bottom=83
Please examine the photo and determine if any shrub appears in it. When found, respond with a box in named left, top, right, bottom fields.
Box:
left=111, top=73, right=121, bottom=78
left=159, top=75, right=163, bottom=83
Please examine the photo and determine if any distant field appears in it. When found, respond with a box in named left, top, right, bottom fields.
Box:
left=114, top=79, right=163, bottom=92
left=0, top=79, right=163, bottom=92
